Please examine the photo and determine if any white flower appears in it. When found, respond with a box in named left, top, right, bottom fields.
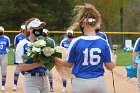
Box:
left=28, top=43, right=33, bottom=47
left=32, top=47, right=41, bottom=53
left=34, top=40, right=46, bottom=47
left=27, top=52, right=31, bottom=56
left=42, top=47, right=55, bottom=57
left=39, top=40, right=46, bottom=47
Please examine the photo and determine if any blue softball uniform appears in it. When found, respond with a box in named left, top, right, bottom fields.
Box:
left=96, top=32, right=108, bottom=42
left=16, top=38, right=46, bottom=74
left=14, top=33, right=26, bottom=47
left=60, top=38, right=72, bottom=48
left=134, top=38, right=140, bottom=52
left=67, top=35, right=112, bottom=79
left=14, top=33, right=26, bottom=64
left=48, top=37, right=55, bottom=47
left=0, top=36, right=10, bottom=54
left=16, top=37, right=55, bottom=74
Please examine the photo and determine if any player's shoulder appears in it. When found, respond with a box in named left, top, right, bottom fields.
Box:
left=3, top=35, right=10, bottom=40
left=61, top=38, right=67, bottom=42
left=17, top=38, right=29, bottom=47
left=48, top=37, right=54, bottom=41
left=15, top=33, right=22, bottom=37
left=97, top=32, right=106, bottom=36
left=137, top=38, right=140, bottom=41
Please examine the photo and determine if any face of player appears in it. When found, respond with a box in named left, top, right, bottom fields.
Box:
left=32, top=27, right=43, bottom=37
left=0, top=30, right=4, bottom=36
left=42, top=32, right=48, bottom=37
left=67, top=33, right=73, bottom=38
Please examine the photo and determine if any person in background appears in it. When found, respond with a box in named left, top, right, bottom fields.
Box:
left=133, top=38, right=140, bottom=91
left=12, top=24, right=26, bottom=91
left=59, top=29, right=74, bottom=93
left=52, top=3, right=116, bottom=93
left=15, top=17, right=49, bottom=93
left=95, top=25, right=108, bottom=42
left=0, top=26, right=10, bottom=91
left=42, top=29, right=55, bottom=92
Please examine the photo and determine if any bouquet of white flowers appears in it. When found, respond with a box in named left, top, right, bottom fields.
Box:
left=22, top=36, right=62, bottom=70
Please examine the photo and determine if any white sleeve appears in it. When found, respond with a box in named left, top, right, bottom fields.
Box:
left=15, top=42, right=24, bottom=63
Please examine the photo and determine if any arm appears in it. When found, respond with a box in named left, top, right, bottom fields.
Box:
left=18, top=63, right=43, bottom=72
left=104, top=42, right=117, bottom=70
left=104, top=54, right=117, bottom=70
left=133, top=52, right=137, bottom=63
left=52, top=56, right=73, bottom=68
left=132, top=38, right=140, bottom=65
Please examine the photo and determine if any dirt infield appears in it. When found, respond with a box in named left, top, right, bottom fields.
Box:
left=0, top=66, right=139, bottom=93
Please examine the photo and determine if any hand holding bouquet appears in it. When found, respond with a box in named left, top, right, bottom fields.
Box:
left=22, top=36, right=62, bottom=70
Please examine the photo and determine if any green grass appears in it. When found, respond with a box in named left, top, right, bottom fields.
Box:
left=7, top=48, right=133, bottom=66
left=116, top=49, right=133, bottom=66
left=8, top=49, right=14, bottom=65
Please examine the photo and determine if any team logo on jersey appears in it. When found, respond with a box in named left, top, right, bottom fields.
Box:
left=0, top=42, right=6, bottom=45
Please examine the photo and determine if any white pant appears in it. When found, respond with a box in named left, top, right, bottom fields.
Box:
left=72, top=76, right=108, bottom=93
left=0, top=54, right=8, bottom=75
left=137, top=61, right=140, bottom=91
left=24, top=74, right=49, bottom=93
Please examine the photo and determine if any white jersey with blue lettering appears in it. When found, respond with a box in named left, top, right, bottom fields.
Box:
left=16, top=38, right=46, bottom=74
left=0, top=35, right=10, bottom=54
left=67, top=35, right=112, bottom=79
left=133, top=38, right=140, bottom=52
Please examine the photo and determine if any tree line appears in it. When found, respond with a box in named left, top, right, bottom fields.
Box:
left=0, top=0, right=140, bottom=46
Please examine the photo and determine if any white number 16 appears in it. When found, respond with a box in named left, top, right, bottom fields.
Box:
left=82, top=48, right=101, bottom=65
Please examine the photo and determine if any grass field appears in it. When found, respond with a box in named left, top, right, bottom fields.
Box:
left=7, top=48, right=133, bottom=66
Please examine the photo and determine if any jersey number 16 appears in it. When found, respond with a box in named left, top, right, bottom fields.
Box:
left=82, top=48, right=101, bottom=65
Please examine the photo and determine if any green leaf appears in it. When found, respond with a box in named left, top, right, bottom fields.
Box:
left=54, top=51, right=62, bottom=58
left=40, top=55, right=55, bottom=71
left=37, top=36, right=46, bottom=40
left=44, top=58, right=55, bottom=71
left=22, top=54, right=31, bottom=63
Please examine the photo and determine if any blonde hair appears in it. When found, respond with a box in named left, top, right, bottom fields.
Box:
left=69, top=3, right=101, bottom=30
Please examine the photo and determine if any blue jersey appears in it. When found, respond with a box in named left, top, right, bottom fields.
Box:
left=67, top=36, right=112, bottom=79
left=0, top=35, right=10, bottom=54
left=134, top=38, right=140, bottom=52
left=96, top=32, right=108, bottom=42
left=14, top=33, right=26, bottom=47
left=60, top=38, right=72, bottom=48
left=48, top=37, right=55, bottom=47
left=16, top=38, right=46, bottom=74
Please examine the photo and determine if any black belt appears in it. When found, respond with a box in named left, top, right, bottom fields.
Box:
left=31, top=73, right=46, bottom=77
left=0, top=53, right=6, bottom=55
left=23, top=72, right=46, bottom=77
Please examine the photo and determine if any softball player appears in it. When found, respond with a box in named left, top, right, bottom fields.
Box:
left=42, top=29, right=55, bottom=92
left=0, top=26, right=10, bottom=91
left=16, top=18, right=49, bottom=93
left=95, top=25, right=108, bottom=42
left=133, top=38, right=140, bottom=91
left=13, top=24, right=26, bottom=91
left=60, top=29, right=74, bottom=93
left=53, top=3, right=116, bottom=93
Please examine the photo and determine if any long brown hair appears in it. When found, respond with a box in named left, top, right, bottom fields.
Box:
left=69, top=3, right=101, bottom=30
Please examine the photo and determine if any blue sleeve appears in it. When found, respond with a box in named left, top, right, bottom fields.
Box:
left=66, top=39, right=78, bottom=63
left=104, top=43, right=113, bottom=63
left=14, top=37, right=18, bottom=46
left=134, top=38, right=140, bottom=52
left=7, top=38, right=10, bottom=48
